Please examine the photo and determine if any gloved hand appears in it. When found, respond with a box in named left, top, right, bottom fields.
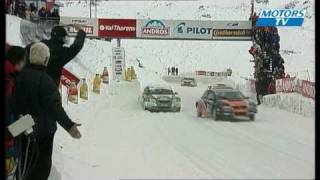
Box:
left=68, top=123, right=82, bottom=139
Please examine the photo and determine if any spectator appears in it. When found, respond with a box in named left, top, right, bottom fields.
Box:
left=42, top=25, right=86, bottom=86
left=29, top=3, right=37, bottom=13
left=30, top=9, right=38, bottom=22
left=25, top=7, right=31, bottom=20
left=168, top=67, right=170, bottom=75
left=13, top=42, right=82, bottom=180
left=38, top=7, right=46, bottom=20
left=5, top=46, right=26, bottom=178
left=171, top=66, right=175, bottom=76
left=175, top=67, right=178, bottom=76
left=49, top=9, right=60, bottom=24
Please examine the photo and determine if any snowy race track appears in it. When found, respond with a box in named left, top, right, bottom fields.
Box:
left=50, top=80, right=315, bottom=180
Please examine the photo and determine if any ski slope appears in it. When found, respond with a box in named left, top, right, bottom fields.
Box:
left=5, top=0, right=315, bottom=179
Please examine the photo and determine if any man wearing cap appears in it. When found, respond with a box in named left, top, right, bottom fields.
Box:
left=13, top=42, right=82, bottom=180
left=42, top=25, right=86, bottom=86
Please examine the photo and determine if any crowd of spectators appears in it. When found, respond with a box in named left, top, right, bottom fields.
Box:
left=6, top=1, right=60, bottom=23
left=249, top=12, right=286, bottom=103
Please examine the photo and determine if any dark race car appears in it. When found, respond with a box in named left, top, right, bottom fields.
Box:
left=195, top=89, right=257, bottom=121
left=181, top=77, right=197, bottom=87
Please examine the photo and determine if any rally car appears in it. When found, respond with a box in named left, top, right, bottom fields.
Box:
left=181, top=77, right=197, bottom=87
left=139, top=85, right=181, bottom=112
left=195, top=88, right=257, bottom=121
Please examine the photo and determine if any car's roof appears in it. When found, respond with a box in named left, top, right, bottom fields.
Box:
left=209, top=83, right=233, bottom=89
left=182, top=77, right=195, bottom=80
left=211, top=89, right=240, bottom=93
left=147, top=84, right=172, bottom=90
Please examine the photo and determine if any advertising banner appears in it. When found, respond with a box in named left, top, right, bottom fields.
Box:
left=212, top=21, right=252, bottom=29
left=46, top=0, right=55, bottom=11
left=172, top=20, right=213, bottom=40
left=276, top=79, right=283, bottom=93
left=212, top=29, right=252, bottom=40
left=112, top=47, right=125, bottom=81
left=282, top=77, right=295, bottom=92
left=196, top=71, right=206, bottom=76
left=60, top=17, right=98, bottom=37
left=301, top=80, right=315, bottom=99
left=98, top=19, right=136, bottom=38
left=136, top=19, right=174, bottom=38
left=212, top=21, right=252, bottom=40
left=195, top=71, right=228, bottom=77
left=61, top=68, right=80, bottom=87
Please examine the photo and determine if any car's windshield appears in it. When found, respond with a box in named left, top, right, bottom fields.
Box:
left=149, top=88, right=173, bottom=95
left=216, top=91, right=244, bottom=99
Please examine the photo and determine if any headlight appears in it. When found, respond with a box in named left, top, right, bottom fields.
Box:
left=221, top=103, right=232, bottom=111
left=148, top=97, right=157, bottom=104
left=174, top=97, right=181, bottom=102
left=222, top=106, right=232, bottom=111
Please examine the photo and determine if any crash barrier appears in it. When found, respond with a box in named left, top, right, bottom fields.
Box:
left=195, top=71, right=230, bottom=77
left=248, top=77, right=315, bottom=100
left=61, top=67, right=136, bottom=104
left=276, top=77, right=315, bottom=100
left=262, top=93, right=315, bottom=118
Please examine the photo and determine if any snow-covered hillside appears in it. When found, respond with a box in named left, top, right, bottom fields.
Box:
left=58, top=0, right=315, bottom=81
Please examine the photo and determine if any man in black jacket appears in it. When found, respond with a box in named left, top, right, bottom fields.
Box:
left=13, top=42, right=81, bottom=180
left=42, top=25, right=86, bottom=86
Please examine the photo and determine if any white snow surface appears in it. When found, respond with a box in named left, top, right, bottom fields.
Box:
left=5, top=0, right=315, bottom=179
left=50, top=79, right=314, bottom=179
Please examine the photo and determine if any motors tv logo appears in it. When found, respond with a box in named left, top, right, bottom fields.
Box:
left=256, top=9, right=305, bottom=27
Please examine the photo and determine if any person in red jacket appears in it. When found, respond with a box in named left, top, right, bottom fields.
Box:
left=5, top=45, right=26, bottom=177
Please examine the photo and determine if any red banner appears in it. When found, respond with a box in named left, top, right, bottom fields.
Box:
left=98, top=19, right=136, bottom=38
left=276, top=79, right=283, bottom=93
left=61, top=68, right=80, bottom=87
left=196, top=71, right=206, bottom=76
left=46, top=0, right=55, bottom=11
left=276, top=77, right=295, bottom=93
left=301, top=80, right=315, bottom=99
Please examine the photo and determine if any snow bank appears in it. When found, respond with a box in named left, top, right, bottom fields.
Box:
left=262, top=93, right=315, bottom=118
left=6, top=15, right=24, bottom=46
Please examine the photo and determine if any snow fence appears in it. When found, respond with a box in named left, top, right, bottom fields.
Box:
left=262, top=93, right=315, bottom=118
